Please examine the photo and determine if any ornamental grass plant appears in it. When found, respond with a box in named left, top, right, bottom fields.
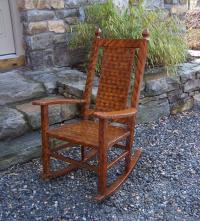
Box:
left=69, top=0, right=187, bottom=71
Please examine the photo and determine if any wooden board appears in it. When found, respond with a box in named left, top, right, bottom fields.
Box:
left=0, top=56, right=25, bottom=71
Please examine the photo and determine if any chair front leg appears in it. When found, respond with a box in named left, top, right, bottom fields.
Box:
left=41, top=106, right=50, bottom=178
left=98, top=118, right=108, bottom=196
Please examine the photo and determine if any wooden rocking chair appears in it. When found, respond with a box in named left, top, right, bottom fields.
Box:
left=33, top=28, right=149, bottom=201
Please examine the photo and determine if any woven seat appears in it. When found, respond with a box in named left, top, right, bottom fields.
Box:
left=47, top=120, right=130, bottom=148
left=33, top=28, right=149, bottom=201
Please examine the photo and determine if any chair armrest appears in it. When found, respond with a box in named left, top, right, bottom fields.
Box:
left=32, top=98, right=86, bottom=106
left=93, top=108, right=137, bottom=120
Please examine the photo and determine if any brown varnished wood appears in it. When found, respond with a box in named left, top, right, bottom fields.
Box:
left=94, top=149, right=142, bottom=201
left=95, top=47, right=135, bottom=112
left=93, top=108, right=137, bottom=119
left=44, top=148, right=97, bottom=179
left=125, top=116, right=135, bottom=172
left=97, top=39, right=145, bottom=48
left=132, top=30, right=149, bottom=109
left=51, top=143, right=75, bottom=152
left=33, top=28, right=149, bottom=201
left=32, top=98, right=85, bottom=106
left=98, top=118, right=108, bottom=195
left=0, top=55, right=25, bottom=71
left=81, top=145, right=85, bottom=161
left=51, top=152, right=98, bottom=173
left=41, top=105, right=50, bottom=178
left=113, top=143, right=127, bottom=150
left=42, top=164, right=78, bottom=180
left=82, top=29, right=101, bottom=118
left=47, top=120, right=130, bottom=148
left=107, top=150, right=129, bottom=170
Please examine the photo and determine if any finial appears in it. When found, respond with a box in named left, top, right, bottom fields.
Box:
left=95, top=27, right=102, bottom=39
left=142, top=29, right=150, bottom=41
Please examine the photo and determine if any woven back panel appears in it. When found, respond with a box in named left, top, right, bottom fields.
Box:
left=95, top=47, right=135, bottom=112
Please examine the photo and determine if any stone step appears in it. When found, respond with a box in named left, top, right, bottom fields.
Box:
left=57, top=76, right=98, bottom=103
left=16, top=96, right=79, bottom=130
left=0, top=95, right=79, bottom=141
left=52, top=68, right=99, bottom=104
left=188, top=50, right=200, bottom=58
left=0, top=70, right=46, bottom=106
left=22, top=67, right=87, bottom=95
left=0, top=67, right=87, bottom=106
left=0, top=68, right=85, bottom=141
left=0, top=106, right=29, bottom=140
left=0, top=118, right=79, bottom=171
left=193, top=93, right=200, bottom=108
left=0, top=131, right=41, bottom=170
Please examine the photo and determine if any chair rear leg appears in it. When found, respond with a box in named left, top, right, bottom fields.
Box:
left=125, top=136, right=133, bottom=173
left=125, top=116, right=135, bottom=173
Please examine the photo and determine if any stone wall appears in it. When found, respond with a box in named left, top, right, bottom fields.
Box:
left=0, top=67, right=82, bottom=170
left=0, top=59, right=199, bottom=170
left=18, top=0, right=105, bottom=70
left=137, top=63, right=200, bottom=122
left=18, top=0, right=192, bottom=70
left=57, top=62, right=200, bottom=123
left=142, top=0, right=189, bottom=15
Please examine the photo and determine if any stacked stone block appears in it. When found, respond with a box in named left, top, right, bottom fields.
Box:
left=17, top=0, right=192, bottom=70
left=18, top=0, right=191, bottom=70
left=138, top=62, right=200, bottom=122
left=0, top=67, right=83, bottom=170
left=18, top=0, right=105, bottom=69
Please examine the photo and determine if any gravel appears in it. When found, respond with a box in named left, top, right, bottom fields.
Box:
left=0, top=109, right=199, bottom=221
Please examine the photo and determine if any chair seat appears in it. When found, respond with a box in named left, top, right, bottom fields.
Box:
left=47, top=120, right=130, bottom=148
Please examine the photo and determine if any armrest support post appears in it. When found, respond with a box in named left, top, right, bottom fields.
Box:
left=41, top=105, right=49, bottom=132
left=41, top=105, right=50, bottom=175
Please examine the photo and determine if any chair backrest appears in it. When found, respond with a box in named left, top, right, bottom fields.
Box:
left=82, top=28, right=149, bottom=118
